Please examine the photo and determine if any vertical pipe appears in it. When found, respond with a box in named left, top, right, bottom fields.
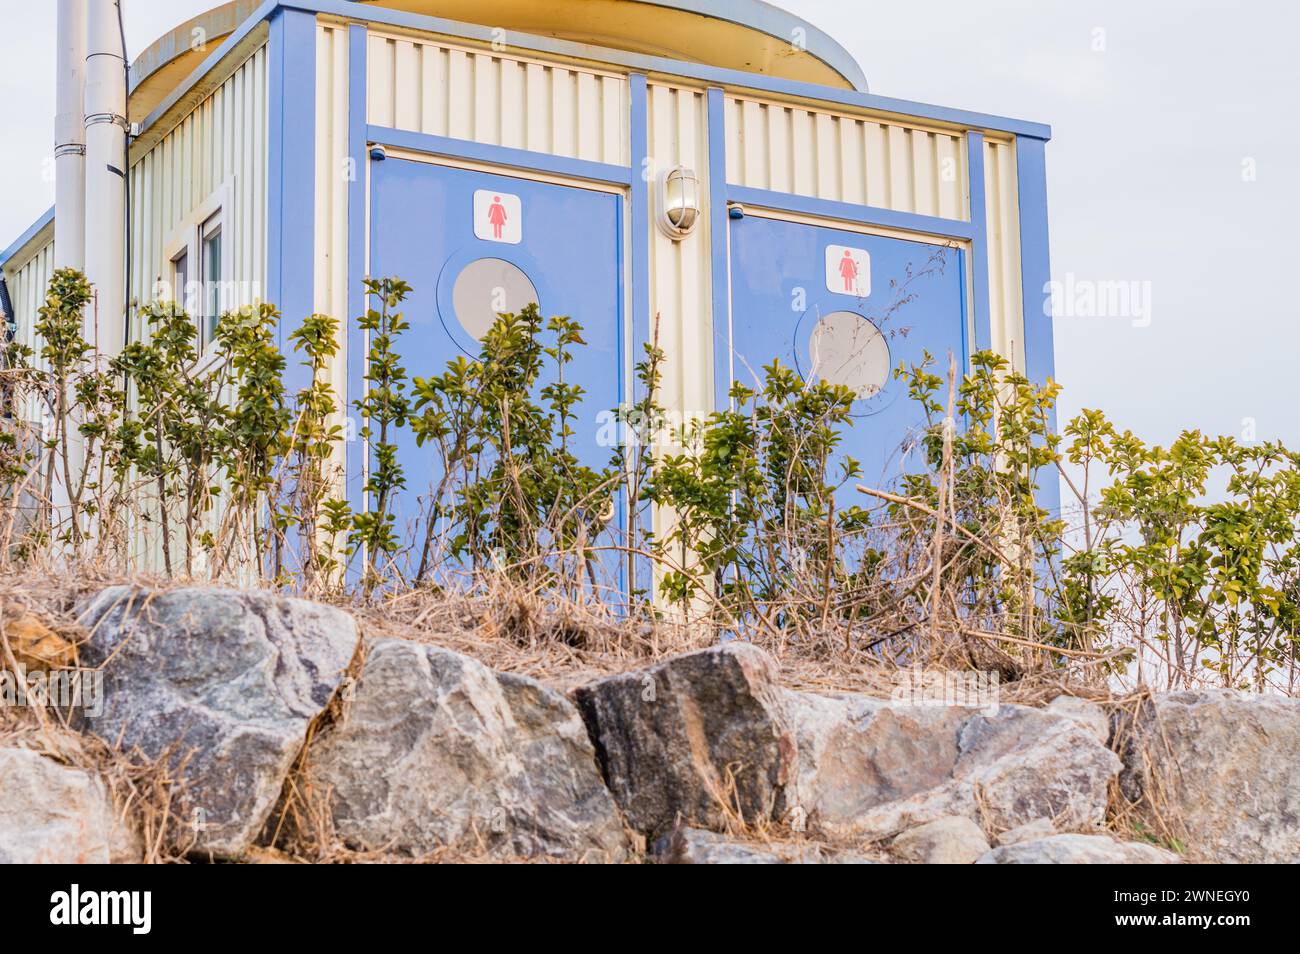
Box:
left=83, top=0, right=126, bottom=355
left=54, top=0, right=87, bottom=272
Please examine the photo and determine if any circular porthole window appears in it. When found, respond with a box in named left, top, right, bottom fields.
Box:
left=807, top=311, right=890, bottom=400
left=451, top=257, right=539, bottom=342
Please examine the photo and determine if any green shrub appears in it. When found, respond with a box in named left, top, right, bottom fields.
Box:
left=3, top=268, right=1295, bottom=692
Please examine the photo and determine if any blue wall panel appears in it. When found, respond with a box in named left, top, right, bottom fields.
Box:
left=267, top=7, right=316, bottom=397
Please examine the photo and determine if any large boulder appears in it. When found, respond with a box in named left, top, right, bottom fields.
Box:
left=1117, top=689, right=1300, bottom=863
left=782, top=689, right=968, bottom=834
left=977, top=833, right=1180, bottom=864
left=574, top=643, right=796, bottom=838
left=306, top=638, right=628, bottom=861
left=0, top=746, right=138, bottom=864
left=76, top=586, right=359, bottom=858
left=783, top=692, right=1120, bottom=841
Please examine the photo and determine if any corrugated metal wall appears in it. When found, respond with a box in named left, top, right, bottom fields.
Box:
left=724, top=95, right=968, bottom=221
left=647, top=83, right=714, bottom=427
left=646, top=83, right=714, bottom=568
left=123, top=42, right=268, bottom=572
left=983, top=136, right=1025, bottom=370
left=316, top=23, right=351, bottom=416
left=6, top=241, right=55, bottom=421
left=367, top=32, right=629, bottom=165
left=127, top=43, right=269, bottom=338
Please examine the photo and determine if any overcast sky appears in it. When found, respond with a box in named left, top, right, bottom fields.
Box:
left=2, top=0, right=1297, bottom=454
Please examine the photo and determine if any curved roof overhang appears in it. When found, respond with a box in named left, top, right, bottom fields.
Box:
left=127, top=0, right=868, bottom=121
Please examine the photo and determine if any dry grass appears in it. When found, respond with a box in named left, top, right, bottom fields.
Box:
left=347, top=577, right=1116, bottom=707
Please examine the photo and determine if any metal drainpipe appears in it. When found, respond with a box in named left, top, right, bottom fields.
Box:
left=55, top=0, right=87, bottom=272
left=83, top=0, right=127, bottom=357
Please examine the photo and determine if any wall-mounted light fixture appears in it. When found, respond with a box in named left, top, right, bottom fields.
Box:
left=657, top=165, right=701, bottom=240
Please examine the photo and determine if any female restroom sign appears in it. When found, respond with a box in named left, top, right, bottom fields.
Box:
left=474, top=190, right=522, bottom=243
left=826, top=244, right=870, bottom=297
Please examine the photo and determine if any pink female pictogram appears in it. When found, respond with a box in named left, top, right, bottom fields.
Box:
left=839, top=249, right=859, bottom=292
left=487, top=195, right=508, bottom=240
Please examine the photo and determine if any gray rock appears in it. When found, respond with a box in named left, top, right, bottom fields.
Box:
left=995, top=816, right=1057, bottom=846
left=575, top=643, right=796, bottom=838
left=76, top=586, right=359, bottom=858
left=1046, top=696, right=1110, bottom=743
left=307, top=637, right=628, bottom=861
left=783, top=693, right=1121, bottom=841
left=781, top=689, right=968, bottom=835
left=0, top=746, right=138, bottom=864
left=977, top=833, right=1180, bottom=864
left=953, top=704, right=1121, bottom=832
left=655, top=828, right=787, bottom=864
left=654, top=827, right=876, bottom=864
left=1117, top=689, right=1300, bottom=863
left=891, top=815, right=990, bottom=864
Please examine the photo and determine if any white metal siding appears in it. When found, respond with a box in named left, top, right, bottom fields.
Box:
left=367, top=33, right=629, bottom=165
left=128, top=44, right=268, bottom=338
left=8, top=242, right=54, bottom=354
left=123, top=43, right=268, bottom=573
left=6, top=240, right=55, bottom=422
left=647, top=83, right=714, bottom=428
left=644, top=83, right=715, bottom=592
left=724, top=95, right=968, bottom=221
left=316, top=22, right=351, bottom=479
left=983, top=137, right=1025, bottom=370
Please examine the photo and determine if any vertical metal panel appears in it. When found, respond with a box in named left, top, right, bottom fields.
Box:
left=345, top=22, right=369, bottom=532
left=1015, top=134, right=1059, bottom=517
left=966, top=131, right=991, bottom=354
left=366, top=32, right=628, bottom=165
left=706, top=87, right=730, bottom=412
left=315, top=23, right=349, bottom=336
left=983, top=136, right=1025, bottom=370
left=643, top=80, right=714, bottom=607
left=127, top=43, right=268, bottom=332
left=725, top=95, right=968, bottom=220
left=312, top=20, right=371, bottom=524
left=315, top=21, right=352, bottom=501
left=647, top=82, right=714, bottom=427
left=1015, top=136, right=1053, bottom=389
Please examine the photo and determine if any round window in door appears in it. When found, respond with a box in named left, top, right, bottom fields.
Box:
left=806, top=311, right=891, bottom=400
left=449, top=257, right=539, bottom=348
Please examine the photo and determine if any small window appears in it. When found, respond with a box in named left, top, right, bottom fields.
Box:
left=200, top=213, right=222, bottom=348
left=159, top=181, right=233, bottom=354
left=172, top=249, right=189, bottom=313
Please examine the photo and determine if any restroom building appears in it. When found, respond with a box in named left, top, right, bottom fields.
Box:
left=0, top=0, right=1058, bottom=556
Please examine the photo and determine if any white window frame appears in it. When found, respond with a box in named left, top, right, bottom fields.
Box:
left=159, top=179, right=234, bottom=356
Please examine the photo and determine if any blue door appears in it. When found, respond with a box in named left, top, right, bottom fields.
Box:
left=367, top=156, right=624, bottom=582
left=726, top=213, right=968, bottom=490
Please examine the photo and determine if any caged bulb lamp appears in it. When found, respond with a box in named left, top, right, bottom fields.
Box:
left=657, top=165, right=701, bottom=239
